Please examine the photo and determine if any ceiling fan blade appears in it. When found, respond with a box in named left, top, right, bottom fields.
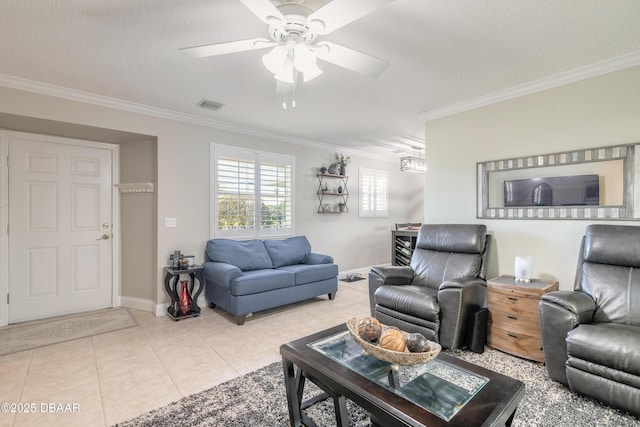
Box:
left=315, top=41, right=389, bottom=77
left=179, top=38, right=275, bottom=58
left=307, top=0, right=397, bottom=35
left=238, top=0, right=285, bottom=26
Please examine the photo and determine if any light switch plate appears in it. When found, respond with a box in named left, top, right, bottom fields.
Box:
left=165, top=217, right=177, bottom=228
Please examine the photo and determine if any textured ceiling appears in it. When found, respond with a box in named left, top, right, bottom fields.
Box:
left=1, top=0, right=640, bottom=157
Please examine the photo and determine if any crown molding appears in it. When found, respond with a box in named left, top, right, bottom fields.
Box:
left=420, top=50, right=640, bottom=122
left=0, top=73, right=394, bottom=160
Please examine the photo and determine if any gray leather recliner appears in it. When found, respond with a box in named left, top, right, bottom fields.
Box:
left=368, top=224, right=491, bottom=350
left=540, top=224, right=640, bottom=417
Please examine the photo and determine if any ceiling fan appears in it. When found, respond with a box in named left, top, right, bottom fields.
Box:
left=180, top=0, right=397, bottom=85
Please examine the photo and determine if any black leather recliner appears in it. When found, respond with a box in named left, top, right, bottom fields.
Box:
left=368, top=224, right=491, bottom=350
left=539, top=224, right=640, bottom=417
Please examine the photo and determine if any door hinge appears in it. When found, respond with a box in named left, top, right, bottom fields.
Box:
left=6, top=294, right=8, bottom=304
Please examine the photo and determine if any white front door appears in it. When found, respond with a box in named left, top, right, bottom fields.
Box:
left=8, top=132, right=114, bottom=323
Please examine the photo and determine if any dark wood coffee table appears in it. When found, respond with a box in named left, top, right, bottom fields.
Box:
left=281, top=324, right=525, bottom=427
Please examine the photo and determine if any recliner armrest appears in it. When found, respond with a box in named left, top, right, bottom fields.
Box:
left=541, top=290, right=596, bottom=323
left=437, top=277, right=487, bottom=349
left=368, top=266, right=414, bottom=316
left=539, top=290, right=596, bottom=385
left=369, top=266, right=414, bottom=284
left=439, top=277, right=487, bottom=290
left=203, top=261, right=243, bottom=288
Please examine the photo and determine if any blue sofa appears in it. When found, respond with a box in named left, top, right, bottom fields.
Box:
left=203, top=236, right=338, bottom=325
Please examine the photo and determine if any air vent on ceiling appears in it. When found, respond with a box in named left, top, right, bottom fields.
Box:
left=197, top=99, right=224, bottom=111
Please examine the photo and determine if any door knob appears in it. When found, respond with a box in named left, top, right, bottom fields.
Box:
left=96, top=234, right=110, bottom=240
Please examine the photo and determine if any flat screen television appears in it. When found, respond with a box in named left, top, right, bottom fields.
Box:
left=503, top=175, right=599, bottom=207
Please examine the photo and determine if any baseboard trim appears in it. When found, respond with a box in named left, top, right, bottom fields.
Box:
left=120, top=296, right=156, bottom=314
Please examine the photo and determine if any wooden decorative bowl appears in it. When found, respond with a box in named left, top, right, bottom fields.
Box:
left=346, top=317, right=441, bottom=366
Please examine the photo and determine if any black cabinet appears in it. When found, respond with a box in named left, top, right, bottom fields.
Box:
left=392, top=230, right=418, bottom=266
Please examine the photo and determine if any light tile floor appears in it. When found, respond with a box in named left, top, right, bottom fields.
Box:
left=0, top=274, right=371, bottom=427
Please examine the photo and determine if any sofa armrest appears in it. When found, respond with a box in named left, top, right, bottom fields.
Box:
left=368, top=266, right=415, bottom=316
left=305, top=252, right=333, bottom=265
left=437, top=277, right=487, bottom=349
left=539, top=291, right=596, bottom=385
left=203, top=261, right=243, bottom=288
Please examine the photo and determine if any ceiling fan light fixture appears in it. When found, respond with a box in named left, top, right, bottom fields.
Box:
left=293, top=42, right=316, bottom=72
left=302, top=62, right=322, bottom=81
left=274, top=60, right=295, bottom=83
left=262, top=45, right=288, bottom=74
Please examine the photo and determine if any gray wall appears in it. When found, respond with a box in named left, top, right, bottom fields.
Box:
left=119, top=139, right=157, bottom=301
left=424, top=65, right=640, bottom=289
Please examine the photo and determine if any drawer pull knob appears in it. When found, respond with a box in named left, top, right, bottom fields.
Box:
left=508, top=297, right=518, bottom=301
left=507, top=315, right=518, bottom=320
left=507, top=333, right=518, bottom=338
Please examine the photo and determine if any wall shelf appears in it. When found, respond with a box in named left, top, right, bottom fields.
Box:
left=317, top=173, right=349, bottom=213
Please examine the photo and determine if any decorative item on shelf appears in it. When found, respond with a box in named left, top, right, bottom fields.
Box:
left=322, top=183, right=329, bottom=192
left=322, top=203, right=332, bottom=212
left=338, top=202, right=346, bottom=212
left=179, top=280, right=192, bottom=315
left=179, top=258, right=189, bottom=269
left=169, top=250, right=183, bottom=269
left=319, top=166, right=327, bottom=174
left=338, top=185, right=343, bottom=193
left=514, top=256, right=533, bottom=282
left=327, top=163, right=339, bottom=175
left=346, top=317, right=441, bottom=366
left=335, top=153, right=351, bottom=176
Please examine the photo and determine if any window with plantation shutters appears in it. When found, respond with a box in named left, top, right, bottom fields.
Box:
left=359, top=167, right=389, bottom=218
left=211, top=145, right=294, bottom=238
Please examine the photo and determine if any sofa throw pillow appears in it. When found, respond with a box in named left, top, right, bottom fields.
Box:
left=207, top=239, right=273, bottom=271
left=264, top=236, right=311, bottom=268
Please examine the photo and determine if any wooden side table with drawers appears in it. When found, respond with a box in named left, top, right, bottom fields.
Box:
left=486, top=275, right=559, bottom=363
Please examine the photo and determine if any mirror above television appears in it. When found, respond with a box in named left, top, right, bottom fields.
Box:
left=477, top=143, right=640, bottom=220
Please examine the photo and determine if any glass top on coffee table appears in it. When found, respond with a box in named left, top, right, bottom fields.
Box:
left=308, top=331, right=489, bottom=422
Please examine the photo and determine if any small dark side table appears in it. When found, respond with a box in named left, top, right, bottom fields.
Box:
left=163, top=265, right=205, bottom=320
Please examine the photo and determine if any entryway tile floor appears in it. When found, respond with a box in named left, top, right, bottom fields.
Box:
left=0, top=272, right=371, bottom=427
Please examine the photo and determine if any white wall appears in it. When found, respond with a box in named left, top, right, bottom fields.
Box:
left=0, top=86, right=423, bottom=314
left=424, top=65, right=640, bottom=289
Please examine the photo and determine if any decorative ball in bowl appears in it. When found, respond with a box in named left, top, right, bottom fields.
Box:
left=346, top=317, right=441, bottom=366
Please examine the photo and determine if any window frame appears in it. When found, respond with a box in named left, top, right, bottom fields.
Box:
left=211, top=144, right=295, bottom=239
left=359, top=167, right=389, bottom=218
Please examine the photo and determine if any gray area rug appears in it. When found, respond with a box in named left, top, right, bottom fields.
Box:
left=0, top=307, right=137, bottom=356
left=115, top=347, right=638, bottom=427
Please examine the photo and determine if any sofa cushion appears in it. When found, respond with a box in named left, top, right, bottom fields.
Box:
left=230, top=269, right=294, bottom=296
left=278, top=263, right=338, bottom=285
left=207, top=239, right=273, bottom=271
left=264, top=236, right=311, bottom=268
